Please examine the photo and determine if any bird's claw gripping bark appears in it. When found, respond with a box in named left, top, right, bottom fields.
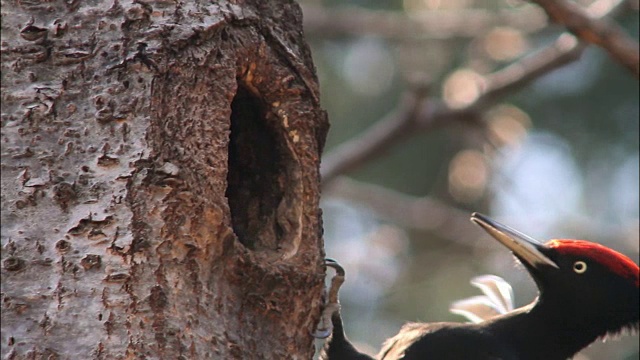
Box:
left=313, top=302, right=341, bottom=339
left=313, top=258, right=345, bottom=339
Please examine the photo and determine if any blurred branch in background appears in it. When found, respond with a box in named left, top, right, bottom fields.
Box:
left=321, top=34, right=585, bottom=186
left=320, top=78, right=469, bottom=187
left=325, top=176, right=480, bottom=247
left=325, top=176, right=639, bottom=253
left=302, top=4, right=547, bottom=40
left=320, top=0, right=632, bottom=187
left=529, top=0, right=640, bottom=77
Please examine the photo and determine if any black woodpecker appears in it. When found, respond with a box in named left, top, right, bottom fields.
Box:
left=316, top=212, right=639, bottom=360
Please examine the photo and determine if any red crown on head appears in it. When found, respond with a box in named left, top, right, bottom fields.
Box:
left=547, top=239, right=639, bottom=287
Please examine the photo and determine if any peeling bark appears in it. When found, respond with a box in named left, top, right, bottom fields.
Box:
left=1, top=1, right=329, bottom=359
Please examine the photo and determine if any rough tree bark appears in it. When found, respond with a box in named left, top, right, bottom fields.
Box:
left=1, top=0, right=329, bottom=359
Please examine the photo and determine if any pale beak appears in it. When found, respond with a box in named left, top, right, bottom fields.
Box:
left=471, top=213, right=559, bottom=269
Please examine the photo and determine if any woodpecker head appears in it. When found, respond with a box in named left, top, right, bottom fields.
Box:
left=471, top=213, right=639, bottom=336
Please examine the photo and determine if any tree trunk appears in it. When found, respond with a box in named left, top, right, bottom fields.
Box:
left=1, top=1, right=329, bottom=359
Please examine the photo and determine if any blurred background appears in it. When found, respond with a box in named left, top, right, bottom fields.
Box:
left=302, top=0, right=640, bottom=359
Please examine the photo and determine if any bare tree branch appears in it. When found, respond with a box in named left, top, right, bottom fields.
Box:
left=324, top=177, right=482, bottom=247
left=471, top=36, right=586, bottom=110
left=528, top=0, right=639, bottom=78
left=302, top=4, right=548, bottom=40
left=321, top=36, right=584, bottom=185
left=320, top=0, right=627, bottom=186
left=325, top=177, right=640, bottom=252
left=320, top=83, right=434, bottom=186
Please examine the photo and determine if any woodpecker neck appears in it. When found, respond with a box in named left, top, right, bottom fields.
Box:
left=320, top=312, right=373, bottom=360
left=489, top=298, right=602, bottom=360
left=532, top=298, right=603, bottom=357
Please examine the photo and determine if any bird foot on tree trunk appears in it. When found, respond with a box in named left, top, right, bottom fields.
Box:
left=313, top=258, right=345, bottom=339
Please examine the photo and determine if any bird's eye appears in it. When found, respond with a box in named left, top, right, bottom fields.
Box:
left=573, top=261, right=587, bottom=274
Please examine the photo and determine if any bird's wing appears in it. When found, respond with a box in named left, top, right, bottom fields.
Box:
left=470, top=275, right=514, bottom=314
left=377, top=323, right=516, bottom=360
left=449, top=295, right=504, bottom=324
left=377, top=322, right=434, bottom=360
left=449, top=274, right=515, bottom=323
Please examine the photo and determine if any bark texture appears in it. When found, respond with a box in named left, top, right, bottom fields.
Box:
left=1, top=0, right=329, bottom=359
